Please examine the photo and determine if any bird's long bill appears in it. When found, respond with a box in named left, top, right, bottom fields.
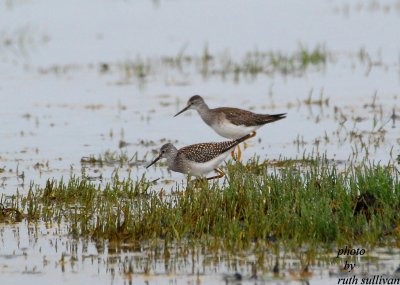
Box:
left=174, top=104, right=190, bottom=117
left=146, top=154, right=162, bottom=169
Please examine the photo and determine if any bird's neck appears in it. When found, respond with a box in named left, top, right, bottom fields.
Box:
left=196, top=102, right=212, bottom=125
left=166, top=149, right=178, bottom=169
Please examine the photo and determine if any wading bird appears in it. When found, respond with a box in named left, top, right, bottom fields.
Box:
left=174, top=95, right=286, bottom=160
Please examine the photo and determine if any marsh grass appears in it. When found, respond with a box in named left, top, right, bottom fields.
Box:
left=4, top=155, right=399, bottom=253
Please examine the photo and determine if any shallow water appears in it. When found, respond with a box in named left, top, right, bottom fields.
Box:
left=1, top=0, right=400, bottom=283
left=1, top=222, right=400, bottom=285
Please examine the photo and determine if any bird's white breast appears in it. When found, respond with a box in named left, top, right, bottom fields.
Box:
left=211, top=120, right=260, bottom=139
left=185, top=151, right=230, bottom=176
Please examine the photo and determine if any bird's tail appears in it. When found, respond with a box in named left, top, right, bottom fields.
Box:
left=219, top=132, right=255, bottom=154
left=261, top=113, right=287, bottom=124
left=233, top=132, right=255, bottom=145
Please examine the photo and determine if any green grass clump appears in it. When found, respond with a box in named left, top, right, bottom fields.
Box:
left=6, top=156, right=400, bottom=251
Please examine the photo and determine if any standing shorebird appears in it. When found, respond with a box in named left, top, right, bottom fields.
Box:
left=146, top=133, right=253, bottom=180
left=174, top=95, right=286, bottom=160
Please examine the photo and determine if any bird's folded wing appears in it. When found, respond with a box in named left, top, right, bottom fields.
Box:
left=215, top=107, right=261, bottom=126
left=179, top=141, right=235, bottom=163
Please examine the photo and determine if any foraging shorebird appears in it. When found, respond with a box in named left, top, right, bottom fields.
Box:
left=174, top=95, right=286, bottom=159
left=146, top=133, right=254, bottom=180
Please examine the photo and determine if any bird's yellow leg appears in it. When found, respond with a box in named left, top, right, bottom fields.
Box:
left=237, top=132, right=256, bottom=159
left=206, top=168, right=225, bottom=180
left=230, top=147, right=236, bottom=159
left=231, top=132, right=256, bottom=160
left=236, top=144, right=242, bottom=161
left=230, top=145, right=241, bottom=161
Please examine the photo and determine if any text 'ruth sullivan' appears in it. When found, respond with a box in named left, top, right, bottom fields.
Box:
left=338, top=275, right=400, bottom=284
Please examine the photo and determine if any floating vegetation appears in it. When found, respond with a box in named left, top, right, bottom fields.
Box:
left=303, top=88, right=330, bottom=107
left=37, top=45, right=328, bottom=84
left=80, top=150, right=138, bottom=167
left=4, top=155, right=398, bottom=253
left=266, top=45, right=327, bottom=76
left=122, top=45, right=328, bottom=83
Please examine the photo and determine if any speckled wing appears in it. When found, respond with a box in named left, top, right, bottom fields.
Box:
left=178, top=141, right=237, bottom=163
left=214, top=107, right=286, bottom=127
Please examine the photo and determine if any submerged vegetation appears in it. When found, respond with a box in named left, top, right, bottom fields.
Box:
left=2, top=156, right=399, bottom=252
